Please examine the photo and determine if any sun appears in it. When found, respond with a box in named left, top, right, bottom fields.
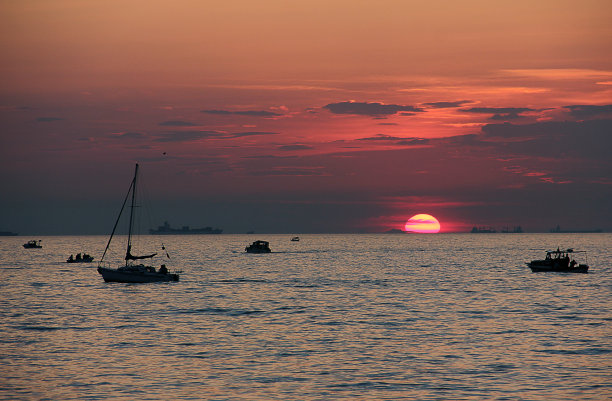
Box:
left=404, top=214, right=441, bottom=233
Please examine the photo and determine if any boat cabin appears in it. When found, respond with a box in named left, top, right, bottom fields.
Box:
left=245, top=240, right=271, bottom=253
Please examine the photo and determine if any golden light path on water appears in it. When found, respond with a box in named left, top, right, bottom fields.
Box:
left=404, top=213, right=441, bottom=233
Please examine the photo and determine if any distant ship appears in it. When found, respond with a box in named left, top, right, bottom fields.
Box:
left=384, top=229, right=405, bottom=234
left=501, top=226, right=523, bottom=233
left=0, top=231, right=18, bottom=236
left=149, top=221, right=223, bottom=235
left=470, top=226, right=496, bottom=233
left=549, top=225, right=602, bottom=233
left=471, top=225, right=523, bottom=233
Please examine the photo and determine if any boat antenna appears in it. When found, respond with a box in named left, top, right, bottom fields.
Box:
left=99, top=164, right=137, bottom=264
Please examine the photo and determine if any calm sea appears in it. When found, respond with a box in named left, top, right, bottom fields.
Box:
left=1, top=234, right=610, bottom=400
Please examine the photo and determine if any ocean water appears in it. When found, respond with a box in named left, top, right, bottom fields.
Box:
left=0, top=233, right=610, bottom=400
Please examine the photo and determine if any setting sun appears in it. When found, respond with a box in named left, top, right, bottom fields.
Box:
left=404, top=214, right=441, bottom=233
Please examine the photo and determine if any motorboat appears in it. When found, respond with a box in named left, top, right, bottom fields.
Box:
left=67, top=253, right=94, bottom=263
left=245, top=240, right=271, bottom=253
left=23, top=240, right=42, bottom=249
left=291, top=236, right=300, bottom=241
left=97, top=164, right=180, bottom=283
left=526, top=248, right=589, bottom=273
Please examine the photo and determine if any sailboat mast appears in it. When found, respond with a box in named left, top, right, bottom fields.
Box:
left=126, top=163, right=139, bottom=263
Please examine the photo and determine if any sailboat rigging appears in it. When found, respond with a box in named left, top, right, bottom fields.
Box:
left=97, top=163, right=179, bottom=283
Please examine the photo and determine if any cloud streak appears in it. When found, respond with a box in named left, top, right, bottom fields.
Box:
left=153, top=130, right=280, bottom=142
left=356, top=134, right=429, bottom=146
left=228, top=131, right=280, bottom=138
left=278, top=144, right=314, bottom=151
left=36, top=117, right=63, bottom=122
left=423, top=100, right=472, bottom=108
left=563, top=104, right=612, bottom=118
left=324, top=101, right=424, bottom=116
left=159, top=120, right=199, bottom=127
left=202, top=109, right=281, bottom=117
left=109, top=132, right=146, bottom=140
left=156, top=131, right=222, bottom=142
left=461, top=107, right=535, bottom=120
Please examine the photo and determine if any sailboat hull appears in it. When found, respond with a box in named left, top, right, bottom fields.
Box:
left=97, top=266, right=179, bottom=283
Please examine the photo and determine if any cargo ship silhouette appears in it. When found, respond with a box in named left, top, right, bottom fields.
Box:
left=149, top=221, right=223, bottom=235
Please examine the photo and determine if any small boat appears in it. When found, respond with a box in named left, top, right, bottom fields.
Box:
left=97, top=164, right=180, bottom=283
left=245, top=240, right=271, bottom=253
left=526, top=248, right=589, bottom=273
left=291, top=236, right=300, bottom=242
left=67, top=253, right=94, bottom=263
left=23, top=240, right=42, bottom=249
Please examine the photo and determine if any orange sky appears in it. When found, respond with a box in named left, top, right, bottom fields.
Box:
left=2, top=1, right=611, bottom=89
left=1, top=1, right=611, bottom=234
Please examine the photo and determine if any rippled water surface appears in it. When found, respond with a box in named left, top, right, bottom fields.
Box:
left=1, top=234, right=610, bottom=400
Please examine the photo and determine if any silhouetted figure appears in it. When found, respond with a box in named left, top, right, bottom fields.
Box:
left=159, top=265, right=168, bottom=274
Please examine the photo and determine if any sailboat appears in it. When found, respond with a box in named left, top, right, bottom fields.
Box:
left=97, top=163, right=180, bottom=283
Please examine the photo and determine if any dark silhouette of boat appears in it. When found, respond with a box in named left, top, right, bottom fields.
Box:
left=23, top=240, right=42, bottom=249
left=67, top=253, right=94, bottom=263
left=0, top=231, right=18, bottom=236
left=527, top=248, right=589, bottom=273
left=291, top=236, right=300, bottom=241
left=471, top=226, right=496, bottom=233
left=97, top=164, right=180, bottom=283
left=149, top=221, right=222, bottom=235
left=245, top=240, right=271, bottom=253
left=549, top=225, right=602, bottom=233
left=384, top=229, right=405, bottom=234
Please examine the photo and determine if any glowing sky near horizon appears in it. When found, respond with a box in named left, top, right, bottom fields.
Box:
left=0, top=1, right=611, bottom=234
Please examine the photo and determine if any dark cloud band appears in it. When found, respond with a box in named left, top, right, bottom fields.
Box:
left=324, top=101, right=424, bottom=116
